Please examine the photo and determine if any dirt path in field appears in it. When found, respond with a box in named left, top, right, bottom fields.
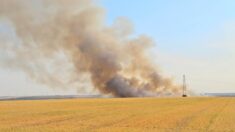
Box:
left=204, top=99, right=230, bottom=131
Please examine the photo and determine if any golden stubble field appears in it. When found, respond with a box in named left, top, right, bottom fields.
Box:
left=0, top=97, right=234, bottom=132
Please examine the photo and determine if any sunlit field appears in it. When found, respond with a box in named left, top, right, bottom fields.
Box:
left=0, top=97, right=234, bottom=132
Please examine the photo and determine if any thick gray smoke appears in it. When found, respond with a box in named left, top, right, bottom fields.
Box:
left=0, top=0, right=181, bottom=97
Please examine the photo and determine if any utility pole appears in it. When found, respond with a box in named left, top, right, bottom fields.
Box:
left=182, top=74, right=187, bottom=97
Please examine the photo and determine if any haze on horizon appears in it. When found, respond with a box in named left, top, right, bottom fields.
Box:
left=0, top=0, right=235, bottom=96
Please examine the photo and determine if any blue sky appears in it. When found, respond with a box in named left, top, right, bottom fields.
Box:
left=100, top=0, right=235, bottom=93
left=100, top=0, right=235, bottom=53
left=0, top=0, right=235, bottom=96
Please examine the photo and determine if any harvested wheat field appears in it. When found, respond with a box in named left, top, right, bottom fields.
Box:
left=0, top=97, right=235, bottom=132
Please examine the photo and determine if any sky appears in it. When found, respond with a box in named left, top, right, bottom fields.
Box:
left=0, top=0, right=235, bottom=96
left=100, top=0, right=235, bottom=93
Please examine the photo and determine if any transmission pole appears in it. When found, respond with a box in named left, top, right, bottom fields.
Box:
left=182, top=74, right=187, bottom=97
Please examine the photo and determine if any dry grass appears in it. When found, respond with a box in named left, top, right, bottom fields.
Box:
left=0, top=97, right=234, bottom=132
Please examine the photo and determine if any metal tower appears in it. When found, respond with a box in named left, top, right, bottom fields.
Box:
left=182, top=74, right=187, bottom=97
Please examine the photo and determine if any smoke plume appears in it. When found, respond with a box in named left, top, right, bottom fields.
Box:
left=0, top=0, right=181, bottom=97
